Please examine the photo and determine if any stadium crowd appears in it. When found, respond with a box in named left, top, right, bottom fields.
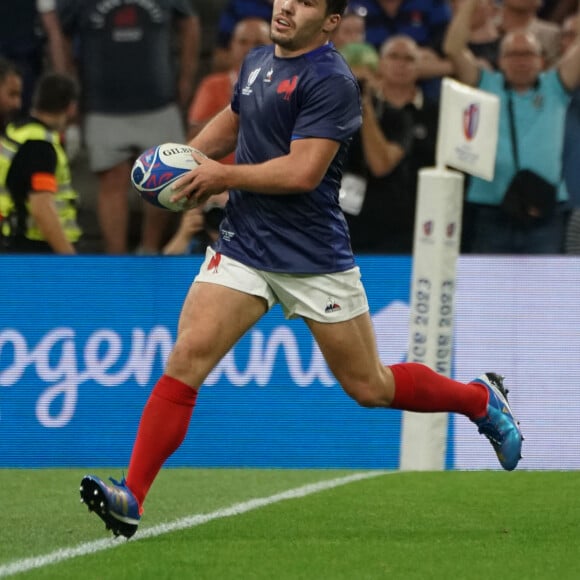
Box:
left=0, top=0, right=578, bottom=255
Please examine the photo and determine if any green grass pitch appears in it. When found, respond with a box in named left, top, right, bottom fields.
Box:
left=0, top=469, right=578, bottom=579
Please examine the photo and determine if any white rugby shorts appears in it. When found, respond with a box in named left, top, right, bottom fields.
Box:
left=194, top=247, right=369, bottom=323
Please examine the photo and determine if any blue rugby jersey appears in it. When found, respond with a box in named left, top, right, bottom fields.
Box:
left=214, top=43, right=362, bottom=274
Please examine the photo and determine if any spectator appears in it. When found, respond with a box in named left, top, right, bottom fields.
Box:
left=0, top=59, right=23, bottom=132
left=331, top=10, right=366, bottom=48
left=496, top=0, right=562, bottom=66
left=0, top=73, right=81, bottom=254
left=339, top=41, right=380, bottom=88
left=342, top=36, right=438, bottom=253
left=0, top=0, right=68, bottom=115
left=59, top=0, right=200, bottom=255
left=444, top=0, right=580, bottom=254
left=561, top=13, right=580, bottom=253
left=348, top=0, right=453, bottom=96
left=162, top=193, right=228, bottom=255
left=349, top=0, right=451, bottom=49
left=212, top=0, right=274, bottom=71
left=188, top=16, right=271, bottom=156
left=449, top=0, right=501, bottom=70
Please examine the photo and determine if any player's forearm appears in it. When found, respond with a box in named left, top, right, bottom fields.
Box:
left=217, top=138, right=339, bottom=195
left=189, top=106, right=238, bottom=160
left=219, top=157, right=321, bottom=194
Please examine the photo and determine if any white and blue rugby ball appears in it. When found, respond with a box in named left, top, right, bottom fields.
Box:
left=131, top=142, right=204, bottom=212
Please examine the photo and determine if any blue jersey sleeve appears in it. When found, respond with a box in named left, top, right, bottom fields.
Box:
left=292, top=74, right=362, bottom=143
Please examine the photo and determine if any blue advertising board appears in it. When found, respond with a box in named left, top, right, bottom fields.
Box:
left=0, top=256, right=411, bottom=469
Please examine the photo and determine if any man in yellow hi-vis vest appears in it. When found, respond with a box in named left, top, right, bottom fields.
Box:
left=0, top=72, right=81, bottom=254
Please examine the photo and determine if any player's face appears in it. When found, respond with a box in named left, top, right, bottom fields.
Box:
left=271, top=0, right=340, bottom=57
left=0, top=73, right=22, bottom=120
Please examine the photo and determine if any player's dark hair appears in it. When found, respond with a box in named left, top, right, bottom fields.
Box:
left=326, top=0, right=349, bottom=16
left=0, top=56, right=21, bottom=83
left=32, top=73, right=79, bottom=114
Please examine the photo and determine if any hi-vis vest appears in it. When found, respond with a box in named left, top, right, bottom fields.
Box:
left=0, top=121, right=81, bottom=243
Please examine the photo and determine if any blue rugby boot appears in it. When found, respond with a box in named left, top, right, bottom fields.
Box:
left=80, top=475, right=141, bottom=538
left=471, top=373, right=523, bottom=471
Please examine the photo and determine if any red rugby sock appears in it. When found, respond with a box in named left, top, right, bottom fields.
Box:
left=389, top=362, right=488, bottom=420
left=126, top=374, right=197, bottom=507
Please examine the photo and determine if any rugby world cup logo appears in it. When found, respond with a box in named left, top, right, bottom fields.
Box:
left=242, top=68, right=262, bottom=95
left=463, top=103, right=480, bottom=141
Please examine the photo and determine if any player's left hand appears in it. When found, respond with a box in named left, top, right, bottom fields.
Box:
left=170, top=151, right=228, bottom=205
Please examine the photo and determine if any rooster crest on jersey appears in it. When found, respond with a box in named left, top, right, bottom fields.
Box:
left=131, top=142, right=205, bottom=212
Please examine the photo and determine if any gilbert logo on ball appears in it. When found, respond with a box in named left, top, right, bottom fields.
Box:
left=131, top=142, right=204, bottom=211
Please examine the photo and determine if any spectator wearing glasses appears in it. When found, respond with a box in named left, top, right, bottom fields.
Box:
left=342, top=36, right=439, bottom=253
left=444, top=0, right=580, bottom=254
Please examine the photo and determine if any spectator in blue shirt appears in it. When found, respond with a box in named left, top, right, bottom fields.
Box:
left=444, top=0, right=580, bottom=254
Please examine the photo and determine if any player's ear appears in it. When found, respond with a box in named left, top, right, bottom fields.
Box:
left=323, top=14, right=340, bottom=34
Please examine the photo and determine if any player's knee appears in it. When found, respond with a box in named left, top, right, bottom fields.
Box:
left=344, top=382, right=387, bottom=408
left=170, top=330, right=213, bottom=367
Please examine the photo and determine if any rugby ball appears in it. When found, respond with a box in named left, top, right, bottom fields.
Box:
left=131, top=142, right=204, bottom=212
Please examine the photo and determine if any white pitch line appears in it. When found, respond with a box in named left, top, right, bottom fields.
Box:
left=0, top=470, right=389, bottom=578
